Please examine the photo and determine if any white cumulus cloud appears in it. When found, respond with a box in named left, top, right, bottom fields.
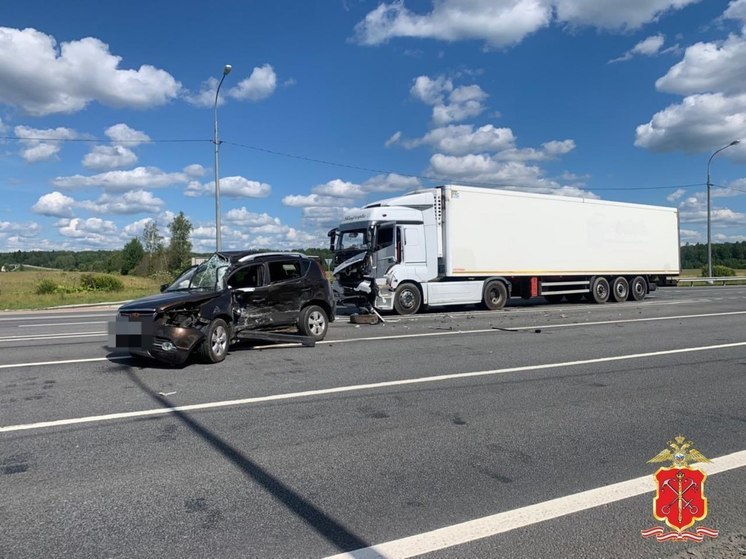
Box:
left=186, top=64, right=278, bottom=107
left=354, top=0, right=698, bottom=47
left=32, top=191, right=75, bottom=217
left=0, top=27, right=181, bottom=116
left=609, top=33, right=666, bottom=63
left=53, top=166, right=191, bottom=192
left=82, top=145, right=138, bottom=170
left=14, top=125, right=80, bottom=163
left=228, top=64, right=277, bottom=101
left=410, top=75, right=488, bottom=125
left=184, top=176, right=271, bottom=198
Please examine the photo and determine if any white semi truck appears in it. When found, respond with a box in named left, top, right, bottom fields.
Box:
left=329, top=185, right=680, bottom=314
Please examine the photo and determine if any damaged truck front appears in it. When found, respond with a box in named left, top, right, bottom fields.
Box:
left=329, top=191, right=438, bottom=314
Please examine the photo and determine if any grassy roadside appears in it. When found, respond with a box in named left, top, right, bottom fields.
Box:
left=0, top=269, right=742, bottom=311
left=0, top=271, right=162, bottom=311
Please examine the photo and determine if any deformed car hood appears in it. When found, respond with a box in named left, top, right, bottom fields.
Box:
left=119, top=290, right=220, bottom=313
left=332, top=251, right=367, bottom=276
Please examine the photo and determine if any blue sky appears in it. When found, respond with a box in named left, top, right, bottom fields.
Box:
left=1, top=0, right=745, bottom=253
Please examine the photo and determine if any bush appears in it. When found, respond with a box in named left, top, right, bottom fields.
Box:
left=701, top=265, right=736, bottom=278
left=79, top=273, right=124, bottom=292
left=36, top=278, right=59, bottom=294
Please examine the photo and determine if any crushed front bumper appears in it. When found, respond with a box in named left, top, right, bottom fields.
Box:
left=109, top=313, right=204, bottom=365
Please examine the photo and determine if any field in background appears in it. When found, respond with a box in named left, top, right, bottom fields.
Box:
left=1, top=269, right=743, bottom=311
left=0, top=271, right=161, bottom=311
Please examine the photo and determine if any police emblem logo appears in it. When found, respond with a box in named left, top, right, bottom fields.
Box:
left=641, top=435, right=719, bottom=542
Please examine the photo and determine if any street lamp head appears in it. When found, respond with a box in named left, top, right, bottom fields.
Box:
left=223, top=64, right=232, bottom=76
left=729, top=140, right=740, bottom=146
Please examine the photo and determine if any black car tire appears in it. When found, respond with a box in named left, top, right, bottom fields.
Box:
left=198, top=318, right=230, bottom=363
left=393, top=283, right=421, bottom=315
left=481, top=280, right=508, bottom=310
left=298, top=305, right=329, bottom=341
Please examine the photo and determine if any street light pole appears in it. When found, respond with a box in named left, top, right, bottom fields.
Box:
left=706, top=139, right=739, bottom=280
left=214, top=64, right=232, bottom=252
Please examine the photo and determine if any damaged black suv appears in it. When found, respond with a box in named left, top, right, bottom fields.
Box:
left=112, top=251, right=335, bottom=365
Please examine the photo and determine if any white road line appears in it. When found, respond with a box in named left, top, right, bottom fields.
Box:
left=1, top=341, right=745, bottom=433
left=0, top=308, right=745, bottom=364
left=326, top=310, right=746, bottom=345
left=0, top=332, right=105, bottom=343
left=323, top=450, right=746, bottom=559
left=18, top=321, right=107, bottom=328
left=0, top=356, right=127, bottom=370
left=0, top=313, right=112, bottom=322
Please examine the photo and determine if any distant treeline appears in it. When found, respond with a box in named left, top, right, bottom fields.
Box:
left=680, top=242, right=746, bottom=270
left=2, top=243, right=743, bottom=274
left=0, top=247, right=335, bottom=274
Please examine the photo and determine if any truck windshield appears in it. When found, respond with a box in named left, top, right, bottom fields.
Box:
left=166, top=253, right=229, bottom=291
left=337, top=229, right=371, bottom=251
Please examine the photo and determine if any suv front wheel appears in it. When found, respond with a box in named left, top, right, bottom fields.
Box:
left=298, top=305, right=329, bottom=341
left=198, top=318, right=230, bottom=363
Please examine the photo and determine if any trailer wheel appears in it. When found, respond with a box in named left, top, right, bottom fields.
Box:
left=482, top=281, right=508, bottom=310
left=590, top=277, right=610, bottom=304
left=298, top=304, right=329, bottom=341
left=393, top=283, right=421, bottom=315
left=629, top=276, right=647, bottom=301
left=197, top=318, right=230, bottom=363
left=611, top=277, right=629, bottom=303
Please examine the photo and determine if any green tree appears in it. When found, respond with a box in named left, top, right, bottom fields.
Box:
left=167, top=212, right=193, bottom=273
left=121, top=238, right=145, bottom=275
left=141, top=221, right=165, bottom=275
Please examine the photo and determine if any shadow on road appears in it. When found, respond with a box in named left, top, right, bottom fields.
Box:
left=120, top=366, right=372, bottom=555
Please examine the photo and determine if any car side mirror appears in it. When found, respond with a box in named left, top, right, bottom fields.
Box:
left=160, top=283, right=169, bottom=292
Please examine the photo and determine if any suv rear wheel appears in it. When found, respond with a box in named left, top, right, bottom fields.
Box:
left=298, top=305, right=329, bottom=341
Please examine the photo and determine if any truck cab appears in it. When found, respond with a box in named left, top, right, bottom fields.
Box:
left=328, top=194, right=437, bottom=313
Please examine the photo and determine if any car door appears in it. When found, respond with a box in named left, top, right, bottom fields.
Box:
left=226, top=263, right=272, bottom=329
left=265, top=258, right=306, bottom=326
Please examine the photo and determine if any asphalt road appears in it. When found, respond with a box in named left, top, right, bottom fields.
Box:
left=1, top=287, right=745, bottom=558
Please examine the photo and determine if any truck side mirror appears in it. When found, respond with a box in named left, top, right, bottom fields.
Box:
left=327, top=228, right=337, bottom=251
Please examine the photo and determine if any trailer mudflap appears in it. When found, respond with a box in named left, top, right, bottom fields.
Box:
left=235, top=330, right=316, bottom=347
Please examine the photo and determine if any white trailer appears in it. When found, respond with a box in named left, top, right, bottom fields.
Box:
left=329, top=185, right=680, bottom=314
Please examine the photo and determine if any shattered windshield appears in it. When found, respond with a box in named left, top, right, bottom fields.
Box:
left=337, top=229, right=371, bottom=251
left=165, top=253, right=229, bottom=291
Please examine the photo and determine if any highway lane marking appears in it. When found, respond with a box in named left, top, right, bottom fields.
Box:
left=0, top=332, right=105, bottom=343
left=1, top=309, right=744, bottom=347
left=326, top=310, right=746, bottom=345
left=0, top=356, right=128, bottom=370
left=0, top=313, right=113, bottom=322
left=1, top=340, right=745, bottom=433
left=323, top=449, right=746, bottom=559
left=17, top=321, right=107, bottom=328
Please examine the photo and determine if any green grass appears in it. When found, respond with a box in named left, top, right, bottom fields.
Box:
left=0, top=271, right=162, bottom=311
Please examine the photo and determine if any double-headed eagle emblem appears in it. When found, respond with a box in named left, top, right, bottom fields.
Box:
left=647, top=435, right=710, bottom=467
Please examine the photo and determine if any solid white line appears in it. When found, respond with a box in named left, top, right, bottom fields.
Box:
left=0, top=332, right=104, bottom=343
left=0, top=356, right=126, bottom=370
left=326, top=310, right=746, bottom=345
left=0, top=308, right=744, bottom=367
left=1, top=341, right=745, bottom=433
left=323, top=450, right=746, bottom=559
left=18, top=321, right=107, bottom=328
left=0, top=313, right=112, bottom=322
